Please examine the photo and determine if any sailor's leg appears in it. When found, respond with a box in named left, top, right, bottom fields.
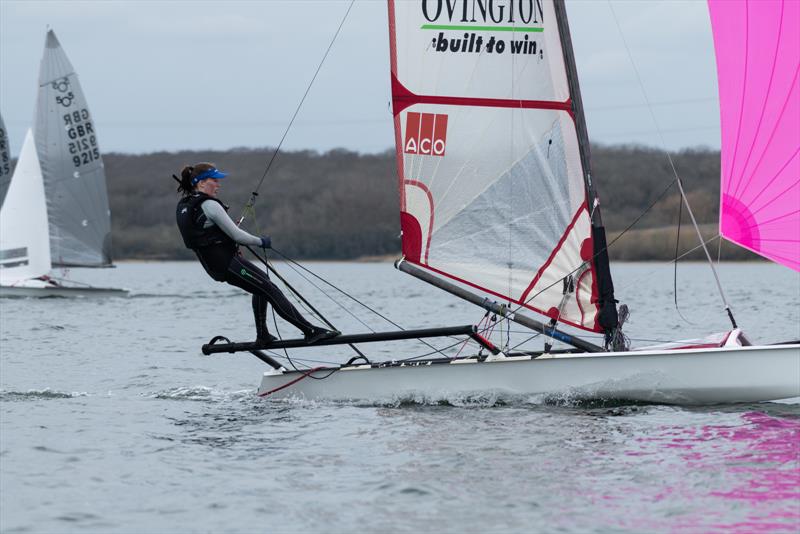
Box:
left=226, top=257, right=315, bottom=335
left=252, top=294, right=275, bottom=342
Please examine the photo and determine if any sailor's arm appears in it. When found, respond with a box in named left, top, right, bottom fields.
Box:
left=201, top=200, right=265, bottom=247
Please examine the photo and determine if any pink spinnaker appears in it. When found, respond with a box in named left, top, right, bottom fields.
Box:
left=709, top=0, right=800, bottom=271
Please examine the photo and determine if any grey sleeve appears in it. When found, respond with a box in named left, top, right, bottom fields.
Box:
left=201, top=200, right=262, bottom=246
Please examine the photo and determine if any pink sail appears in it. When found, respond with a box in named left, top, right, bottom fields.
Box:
left=709, top=0, right=800, bottom=271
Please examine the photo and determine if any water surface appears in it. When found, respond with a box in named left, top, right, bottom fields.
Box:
left=1, top=261, right=798, bottom=533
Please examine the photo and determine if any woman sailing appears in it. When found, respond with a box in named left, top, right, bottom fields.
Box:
left=175, top=162, right=339, bottom=344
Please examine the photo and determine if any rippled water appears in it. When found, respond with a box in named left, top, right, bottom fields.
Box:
left=1, top=261, right=798, bottom=533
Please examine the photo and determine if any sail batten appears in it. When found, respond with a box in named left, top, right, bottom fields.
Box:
left=34, top=30, right=113, bottom=267
left=388, top=0, right=616, bottom=333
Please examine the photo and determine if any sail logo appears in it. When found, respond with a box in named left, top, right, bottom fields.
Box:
left=404, top=112, right=448, bottom=156
left=421, top=0, right=544, bottom=25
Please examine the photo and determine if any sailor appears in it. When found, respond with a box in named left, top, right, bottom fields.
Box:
left=175, top=162, right=339, bottom=344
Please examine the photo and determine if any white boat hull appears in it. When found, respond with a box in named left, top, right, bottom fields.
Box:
left=0, top=284, right=128, bottom=298
left=258, top=344, right=800, bottom=405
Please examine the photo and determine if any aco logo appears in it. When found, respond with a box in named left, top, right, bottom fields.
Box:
left=404, top=112, right=448, bottom=156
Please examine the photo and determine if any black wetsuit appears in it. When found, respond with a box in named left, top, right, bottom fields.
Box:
left=176, top=193, right=314, bottom=339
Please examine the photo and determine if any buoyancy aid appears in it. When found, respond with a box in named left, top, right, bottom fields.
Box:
left=176, top=193, right=237, bottom=280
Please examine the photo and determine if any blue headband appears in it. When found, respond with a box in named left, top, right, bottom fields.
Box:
left=191, top=167, right=228, bottom=186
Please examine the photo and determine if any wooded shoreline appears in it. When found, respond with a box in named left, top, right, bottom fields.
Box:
left=98, top=143, right=757, bottom=262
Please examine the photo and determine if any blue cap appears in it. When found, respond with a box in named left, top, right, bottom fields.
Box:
left=191, top=167, right=228, bottom=186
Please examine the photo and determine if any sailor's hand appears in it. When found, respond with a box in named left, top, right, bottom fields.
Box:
left=260, top=235, right=272, bottom=249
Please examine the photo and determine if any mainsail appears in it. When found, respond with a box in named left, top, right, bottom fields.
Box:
left=388, top=0, right=616, bottom=332
left=0, top=130, right=52, bottom=284
left=0, top=112, right=11, bottom=207
left=709, top=0, right=800, bottom=272
left=34, top=30, right=113, bottom=267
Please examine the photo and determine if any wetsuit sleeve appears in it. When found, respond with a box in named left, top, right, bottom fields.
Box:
left=201, top=200, right=262, bottom=246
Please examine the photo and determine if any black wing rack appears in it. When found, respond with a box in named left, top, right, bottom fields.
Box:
left=202, top=325, right=499, bottom=360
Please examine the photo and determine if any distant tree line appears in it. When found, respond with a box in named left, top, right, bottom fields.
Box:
left=91, top=144, right=757, bottom=261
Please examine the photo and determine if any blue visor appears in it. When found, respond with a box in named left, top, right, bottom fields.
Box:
left=191, top=168, right=228, bottom=185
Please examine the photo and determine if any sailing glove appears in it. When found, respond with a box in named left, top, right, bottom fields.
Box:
left=260, top=235, right=272, bottom=249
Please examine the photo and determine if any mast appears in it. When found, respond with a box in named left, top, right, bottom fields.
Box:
left=554, top=0, right=619, bottom=336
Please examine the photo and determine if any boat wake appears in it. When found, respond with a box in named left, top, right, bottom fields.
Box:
left=151, top=385, right=253, bottom=402
left=0, top=388, right=88, bottom=401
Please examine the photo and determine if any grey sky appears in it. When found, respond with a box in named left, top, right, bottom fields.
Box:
left=0, top=0, right=720, bottom=158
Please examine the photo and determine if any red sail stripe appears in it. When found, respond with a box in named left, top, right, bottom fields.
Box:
left=391, top=75, right=572, bottom=116
left=519, top=204, right=588, bottom=303
left=403, top=180, right=435, bottom=263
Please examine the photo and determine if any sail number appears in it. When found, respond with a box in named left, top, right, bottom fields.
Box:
left=64, top=109, right=100, bottom=167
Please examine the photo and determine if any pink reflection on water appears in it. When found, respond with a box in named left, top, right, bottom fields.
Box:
left=634, top=411, right=800, bottom=533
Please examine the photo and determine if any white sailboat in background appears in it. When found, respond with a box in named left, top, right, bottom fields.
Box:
left=229, top=0, right=799, bottom=404
left=0, top=30, right=127, bottom=297
left=0, top=131, right=53, bottom=292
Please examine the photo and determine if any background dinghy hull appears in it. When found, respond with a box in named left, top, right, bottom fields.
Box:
left=0, top=285, right=128, bottom=298
left=258, top=344, right=800, bottom=405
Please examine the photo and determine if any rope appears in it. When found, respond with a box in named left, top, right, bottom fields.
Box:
left=672, top=196, right=694, bottom=325
left=607, top=1, right=736, bottom=329
left=514, top=177, right=678, bottom=315
left=257, top=366, right=326, bottom=397
left=268, top=247, right=452, bottom=358
left=239, top=0, right=356, bottom=224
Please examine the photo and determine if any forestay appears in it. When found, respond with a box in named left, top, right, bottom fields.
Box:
left=0, top=112, right=11, bottom=207
left=709, top=0, right=800, bottom=272
left=35, top=30, right=112, bottom=267
left=388, top=0, right=614, bottom=332
left=0, top=130, right=52, bottom=285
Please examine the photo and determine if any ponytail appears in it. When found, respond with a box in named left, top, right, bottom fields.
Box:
left=173, top=162, right=217, bottom=196
left=174, top=165, right=195, bottom=195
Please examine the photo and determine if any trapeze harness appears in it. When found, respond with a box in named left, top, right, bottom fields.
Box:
left=176, top=192, right=315, bottom=339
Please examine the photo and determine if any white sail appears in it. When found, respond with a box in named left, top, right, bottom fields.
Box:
left=389, top=0, right=612, bottom=332
left=35, top=30, right=112, bottom=267
left=0, top=130, right=52, bottom=285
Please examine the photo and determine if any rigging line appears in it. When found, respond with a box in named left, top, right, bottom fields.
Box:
left=238, top=0, right=356, bottom=224
left=396, top=337, right=478, bottom=363
left=247, top=246, right=369, bottom=361
left=269, top=310, right=338, bottom=379
left=509, top=332, right=542, bottom=352
left=268, top=246, right=453, bottom=358
left=394, top=320, right=510, bottom=363
left=672, top=196, right=695, bottom=325
left=515, top=177, right=678, bottom=315
left=274, top=250, right=377, bottom=333
left=47, top=275, right=92, bottom=288
left=615, top=234, right=722, bottom=294
left=607, top=1, right=736, bottom=329
left=246, top=246, right=337, bottom=329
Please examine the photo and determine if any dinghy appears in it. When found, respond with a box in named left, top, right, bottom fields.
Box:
left=0, top=31, right=127, bottom=297
left=0, top=130, right=125, bottom=297
left=208, top=0, right=799, bottom=404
